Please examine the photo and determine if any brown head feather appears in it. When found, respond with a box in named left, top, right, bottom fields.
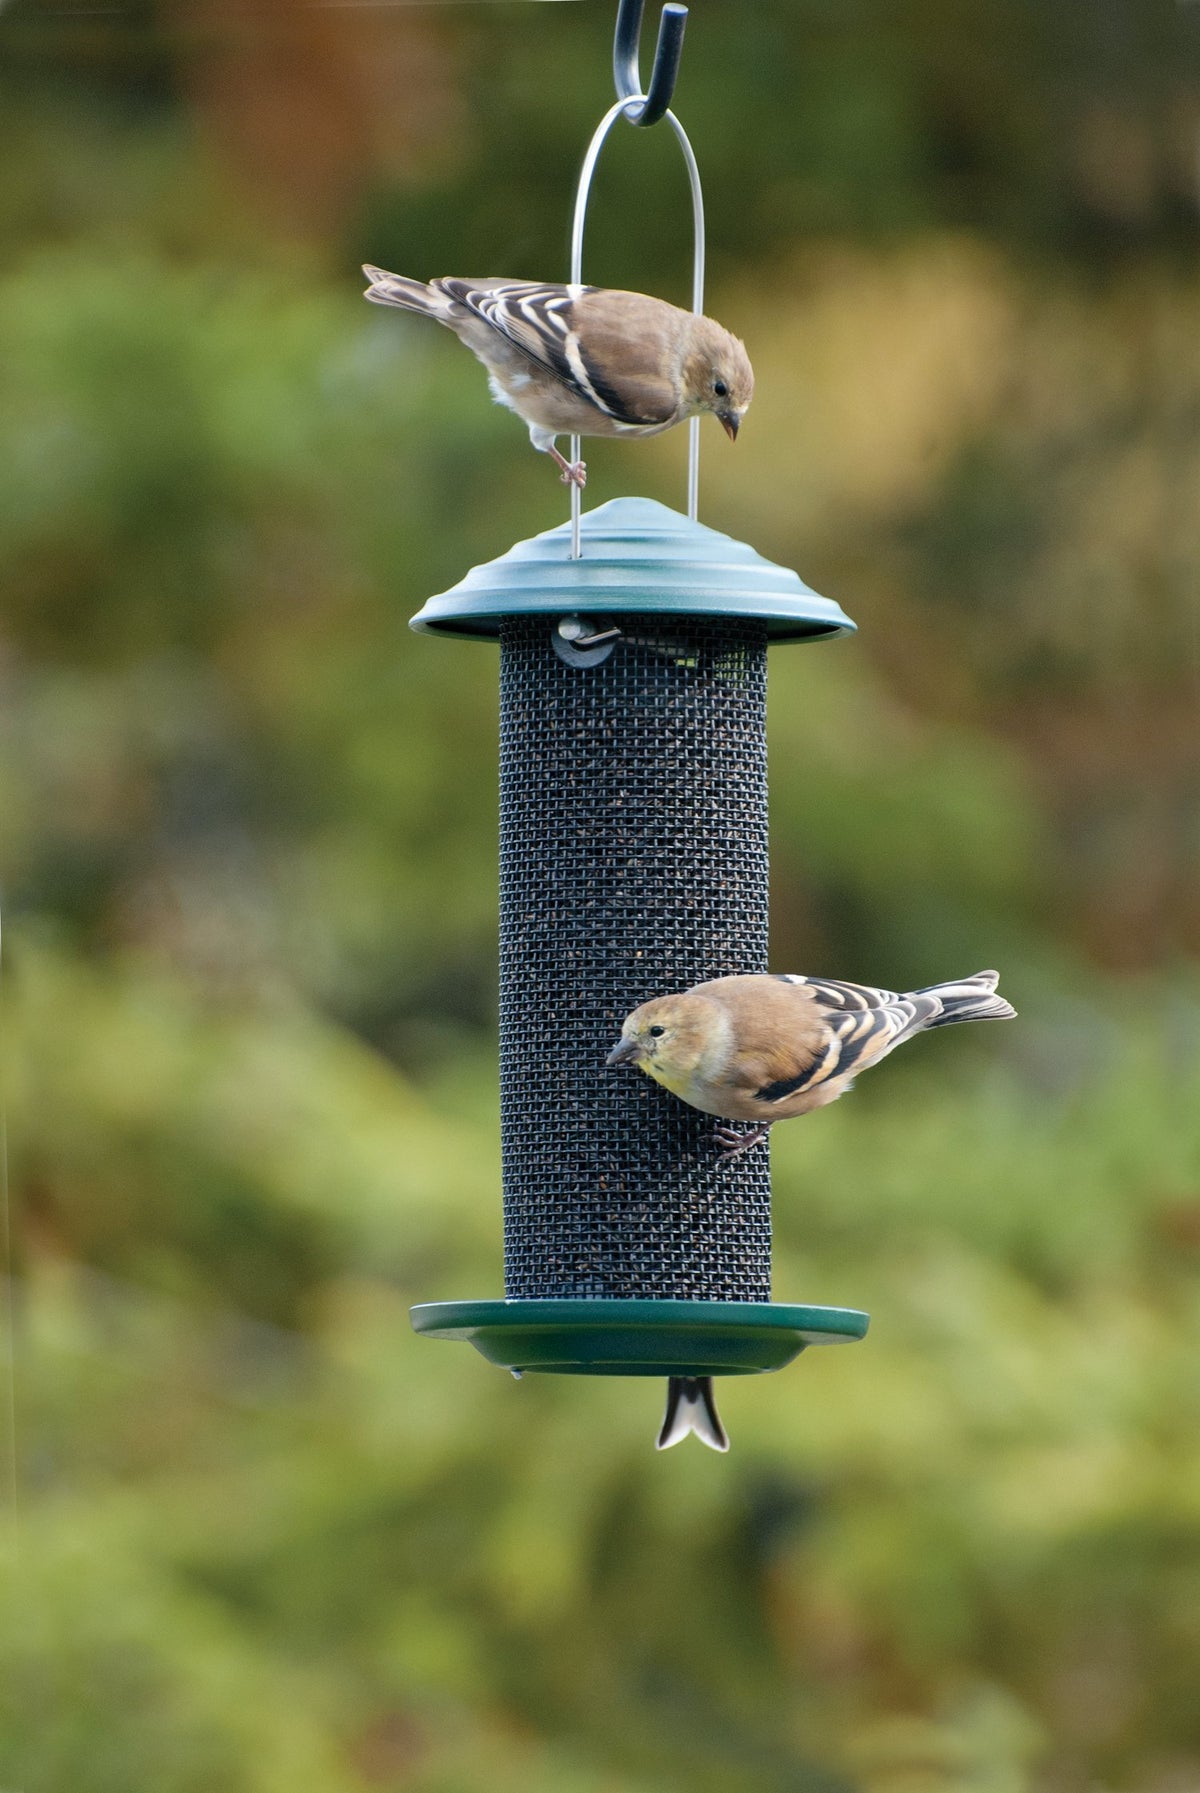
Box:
left=677, top=318, right=754, bottom=434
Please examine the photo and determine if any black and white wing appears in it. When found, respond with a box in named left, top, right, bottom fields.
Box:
left=432, top=279, right=678, bottom=427
left=752, top=975, right=940, bottom=1104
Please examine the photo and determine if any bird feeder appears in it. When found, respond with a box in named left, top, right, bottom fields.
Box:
left=409, top=0, right=868, bottom=1412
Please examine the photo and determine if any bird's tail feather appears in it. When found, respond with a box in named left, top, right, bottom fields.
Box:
left=917, top=969, right=1016, bottom=1027
left=362, top=266, right=444, bottom=317
left=657, top=1377, right=729, bottom=1452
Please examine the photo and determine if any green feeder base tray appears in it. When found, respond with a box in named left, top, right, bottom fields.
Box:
left=409, top=1298, right=869, bottom=1378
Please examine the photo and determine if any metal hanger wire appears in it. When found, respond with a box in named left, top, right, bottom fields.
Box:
left=568, top=1, right=703, bottom=558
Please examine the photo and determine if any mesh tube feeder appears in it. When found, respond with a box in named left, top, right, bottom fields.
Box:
left=410, top=10, right=869, bottom=1407
left=410, top=499, right=869, bottom=1379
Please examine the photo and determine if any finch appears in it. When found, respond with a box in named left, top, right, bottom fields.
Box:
left=659, top=1376, right=728, bottom=1453
left=362, top=268, right=753, bottom=488
left=607, top=970, right=1016, bottom=1158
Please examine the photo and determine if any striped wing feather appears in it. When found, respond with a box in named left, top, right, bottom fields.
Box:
left=564, top=294, right=680, bottom=424
left=434, top=280, right=679, bottom=426
left=705, top=974, right=936, bottom=1108
left=748, top=1008, right=917, bottom=1104
left=759, top=975, right=940, bottom=1101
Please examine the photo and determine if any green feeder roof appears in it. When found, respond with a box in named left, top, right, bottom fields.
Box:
left=410, top=496, right=856, bottom=642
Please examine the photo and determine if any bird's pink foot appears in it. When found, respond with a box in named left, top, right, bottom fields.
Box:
left=547, top=446, right=588, bottom=488
left=714, top=1124, right=770, bottom=1162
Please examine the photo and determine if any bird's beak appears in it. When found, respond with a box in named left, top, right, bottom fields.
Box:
left=719, top=411, right=740, bottom=442
left=605, top=1036, right=642, bottom=1068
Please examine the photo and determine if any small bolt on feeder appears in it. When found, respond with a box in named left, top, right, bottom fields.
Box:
left=409, top=0, right=869, bottom=1448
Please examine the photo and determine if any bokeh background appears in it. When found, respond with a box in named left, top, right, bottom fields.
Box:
left=3, top=0, right=1200, bottom=1787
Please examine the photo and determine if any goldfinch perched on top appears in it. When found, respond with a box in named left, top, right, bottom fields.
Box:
left=610, top=969, right=1015, bottom=1455
left=362, top=268, right=754, bottom=488
left=607, top=970, right=1016, bottom=1159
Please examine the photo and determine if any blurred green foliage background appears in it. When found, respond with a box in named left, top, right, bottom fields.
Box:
left=2, top=0, right=1200, bottom=1787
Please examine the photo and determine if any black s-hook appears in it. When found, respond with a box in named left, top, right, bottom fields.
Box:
left=612, top=0, right=688, bottom=127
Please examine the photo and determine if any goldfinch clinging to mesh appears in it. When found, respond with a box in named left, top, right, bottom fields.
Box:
left=615, top=969, right=1015, bottom=1455
left=362, top=268, right=754, bottom=488
left=607, top=970, right=1016, bottom=1160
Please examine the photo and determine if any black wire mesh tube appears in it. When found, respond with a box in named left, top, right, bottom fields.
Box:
left=498, top=614, right=771, bottom=1301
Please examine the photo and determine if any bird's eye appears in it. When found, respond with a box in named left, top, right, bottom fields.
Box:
left=648, top=1025, right=666, bottom=1037
left=713, top=379, right=729, bottom=399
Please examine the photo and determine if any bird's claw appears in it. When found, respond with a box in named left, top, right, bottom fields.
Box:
left=713, top=1124, right=769, bottom=1162
left=559, top=460, right=588, bottom=489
